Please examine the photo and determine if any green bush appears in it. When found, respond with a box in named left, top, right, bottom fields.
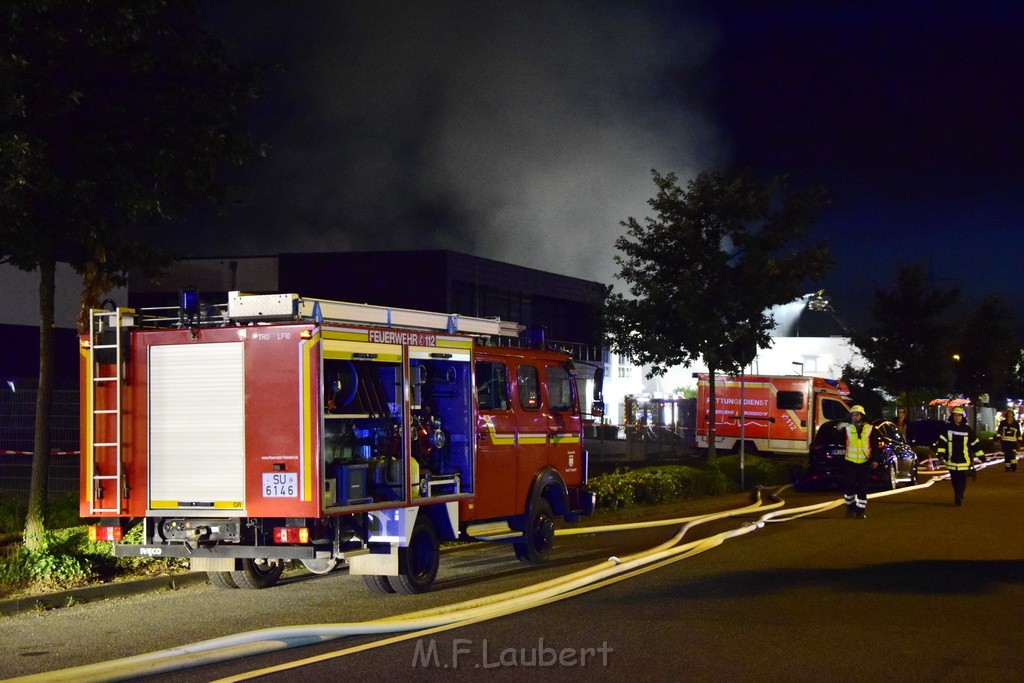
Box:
left=589, top=465, right=731, bottom=510
left=0, top=527, right=118, bottom=596
left=716, top=454, right=801, bottom=488
left=0, top=522, right=187, bottom=598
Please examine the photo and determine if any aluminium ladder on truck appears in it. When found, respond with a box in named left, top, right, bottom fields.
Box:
left=226, top=291, right=524, bottom=338
left=86, top=307, right=135, bottom=514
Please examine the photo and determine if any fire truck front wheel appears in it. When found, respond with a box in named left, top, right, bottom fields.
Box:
left=230, top=558, right=285, bottom=589
left=514, top=498, right=555, bottom=565
left=393, top=515, right=440, bottom=594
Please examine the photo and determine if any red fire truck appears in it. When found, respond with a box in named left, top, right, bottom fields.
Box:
left=695, top=373, right=852, bottom=455
left=81, top=291, right=594, bottom=593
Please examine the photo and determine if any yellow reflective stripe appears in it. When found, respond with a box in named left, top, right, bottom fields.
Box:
left=518, top=433, right=547, bottom=445
left=434, top=336, right=473, bottom=349
left=150, top=500, right=244, bottom=509
left=82, top=346, right=93, bottom=503
left=482, top=416, right=516, bottom=445
left=300, top=334, right=316, bottom=501
left=321, top=329, right=370, bottom=342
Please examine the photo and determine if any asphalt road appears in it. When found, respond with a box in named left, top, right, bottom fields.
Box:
left=2, top=464, right=1022, bottom=682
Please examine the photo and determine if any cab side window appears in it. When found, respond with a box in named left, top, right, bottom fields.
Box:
left=518, top=365, right=540, bottom=410
left=546, top=364, right=576, bottom=413
left=475, top=361, right=510, bottom=411
left=821, top=399, right=850, bottom=421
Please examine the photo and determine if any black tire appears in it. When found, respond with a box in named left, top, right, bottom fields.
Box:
left=393, top=515, right=439, bottom=594
left=884, top=462, right=897, bottom=491
left=514, top=497, right=555, bottom=565
left=909, top=460, right=919, bottom=486
left=363, top=574, right=397, bottom=594
left=207, top=571, right=238, bottom=589
left=229, top=558, right=285, bottom=589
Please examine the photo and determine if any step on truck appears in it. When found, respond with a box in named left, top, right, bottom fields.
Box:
left=81, top=291, right=594, bottom=593
left=695, top=373, right=852, bottom=455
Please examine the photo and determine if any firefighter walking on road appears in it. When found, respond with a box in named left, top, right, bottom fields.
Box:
left=843, top=405, right=880, bottom=519
left=935, top=406, right=984, bottom=506
left=996, top=408, right=1021, bottom=472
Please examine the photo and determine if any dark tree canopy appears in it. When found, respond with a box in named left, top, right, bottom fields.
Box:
left=847, top=263, right=960, bottom=405
left=0, top=0, right=264, bottom=550
left=954, top=295, right=1021, bottom=404
left=0, top=0, right=263, bottom=291
left=604, top=169, right=833, bottom=377
left=603, top=169, right=833, bottom=458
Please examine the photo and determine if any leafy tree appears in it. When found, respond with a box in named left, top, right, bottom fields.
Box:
left=604, top=169, right=833, bottom=458
left=0, top=1, right=264, bottom=550
left=847, top=264, right=959, bottom=411
left=954, top=296, right=1021, bottom=407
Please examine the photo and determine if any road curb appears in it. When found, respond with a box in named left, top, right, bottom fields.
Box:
left=0, top=571, right=208, bottom=617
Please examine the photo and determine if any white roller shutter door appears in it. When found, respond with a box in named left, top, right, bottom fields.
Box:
left=149, top=342, right=245, bottom=508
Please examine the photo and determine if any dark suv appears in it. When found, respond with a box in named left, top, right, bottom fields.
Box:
left=802, top=419, right=919, bottom=490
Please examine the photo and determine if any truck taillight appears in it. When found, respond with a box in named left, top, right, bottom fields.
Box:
left=273, top=527, right=309, bottom=544
left=89, top=525, right=122, bottom=542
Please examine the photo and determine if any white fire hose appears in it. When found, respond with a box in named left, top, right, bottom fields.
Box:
left=16, top=460, right=997, bottom=683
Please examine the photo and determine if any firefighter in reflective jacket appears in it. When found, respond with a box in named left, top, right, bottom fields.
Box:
left=935, top=406, right=984, bottom=506
left=996, top=408, right=1021, bottom=472
left=843, top=405, right=880, bottom=519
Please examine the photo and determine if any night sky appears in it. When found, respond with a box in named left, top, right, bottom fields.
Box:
left=162, top=1, right=1024, bottom=332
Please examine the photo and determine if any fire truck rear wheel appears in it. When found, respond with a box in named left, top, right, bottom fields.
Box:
left=363, top=574, right=396, bottom=594
left=393, top=515, right=439, bottom=594
left=230, top=558, right=285, bottom=589
left=207, top=571, right=238, bottom=589
left=514, top=497, right=555, bottom=565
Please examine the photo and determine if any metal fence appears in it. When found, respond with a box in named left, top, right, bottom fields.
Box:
left=0, top=388, right=80, bottom=500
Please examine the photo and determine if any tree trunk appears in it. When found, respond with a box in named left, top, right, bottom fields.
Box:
left=24, top=258, right=56, bottom=552
left=707, top=366, right=717, bottom=463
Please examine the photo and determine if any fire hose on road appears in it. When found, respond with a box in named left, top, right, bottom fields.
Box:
left=17, top=461, right=995, bottom=683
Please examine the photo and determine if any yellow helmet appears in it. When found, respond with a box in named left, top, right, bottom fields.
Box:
left=849, top=405, right=865, bottom=415
left=951, top=406, right=965, bottom=415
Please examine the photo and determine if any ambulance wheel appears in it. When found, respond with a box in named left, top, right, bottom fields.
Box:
left=363, top=574, right=396, bottom=594
left=514, top=497, right=555, bottom=565
left=393, top=515, right=439, bottom=594
left=230, top=558, right=285, bottom=589
left=207, top=571, right=238, bottom=589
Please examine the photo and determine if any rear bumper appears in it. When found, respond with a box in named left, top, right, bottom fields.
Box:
left=112, top=543, right=324, bottom=560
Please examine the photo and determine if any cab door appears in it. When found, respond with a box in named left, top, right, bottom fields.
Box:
left=514, top=362, right=549, bottom=507
left=544, top=361, right=583, bottom=486
left=473, top=359, right=517, bottom=519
